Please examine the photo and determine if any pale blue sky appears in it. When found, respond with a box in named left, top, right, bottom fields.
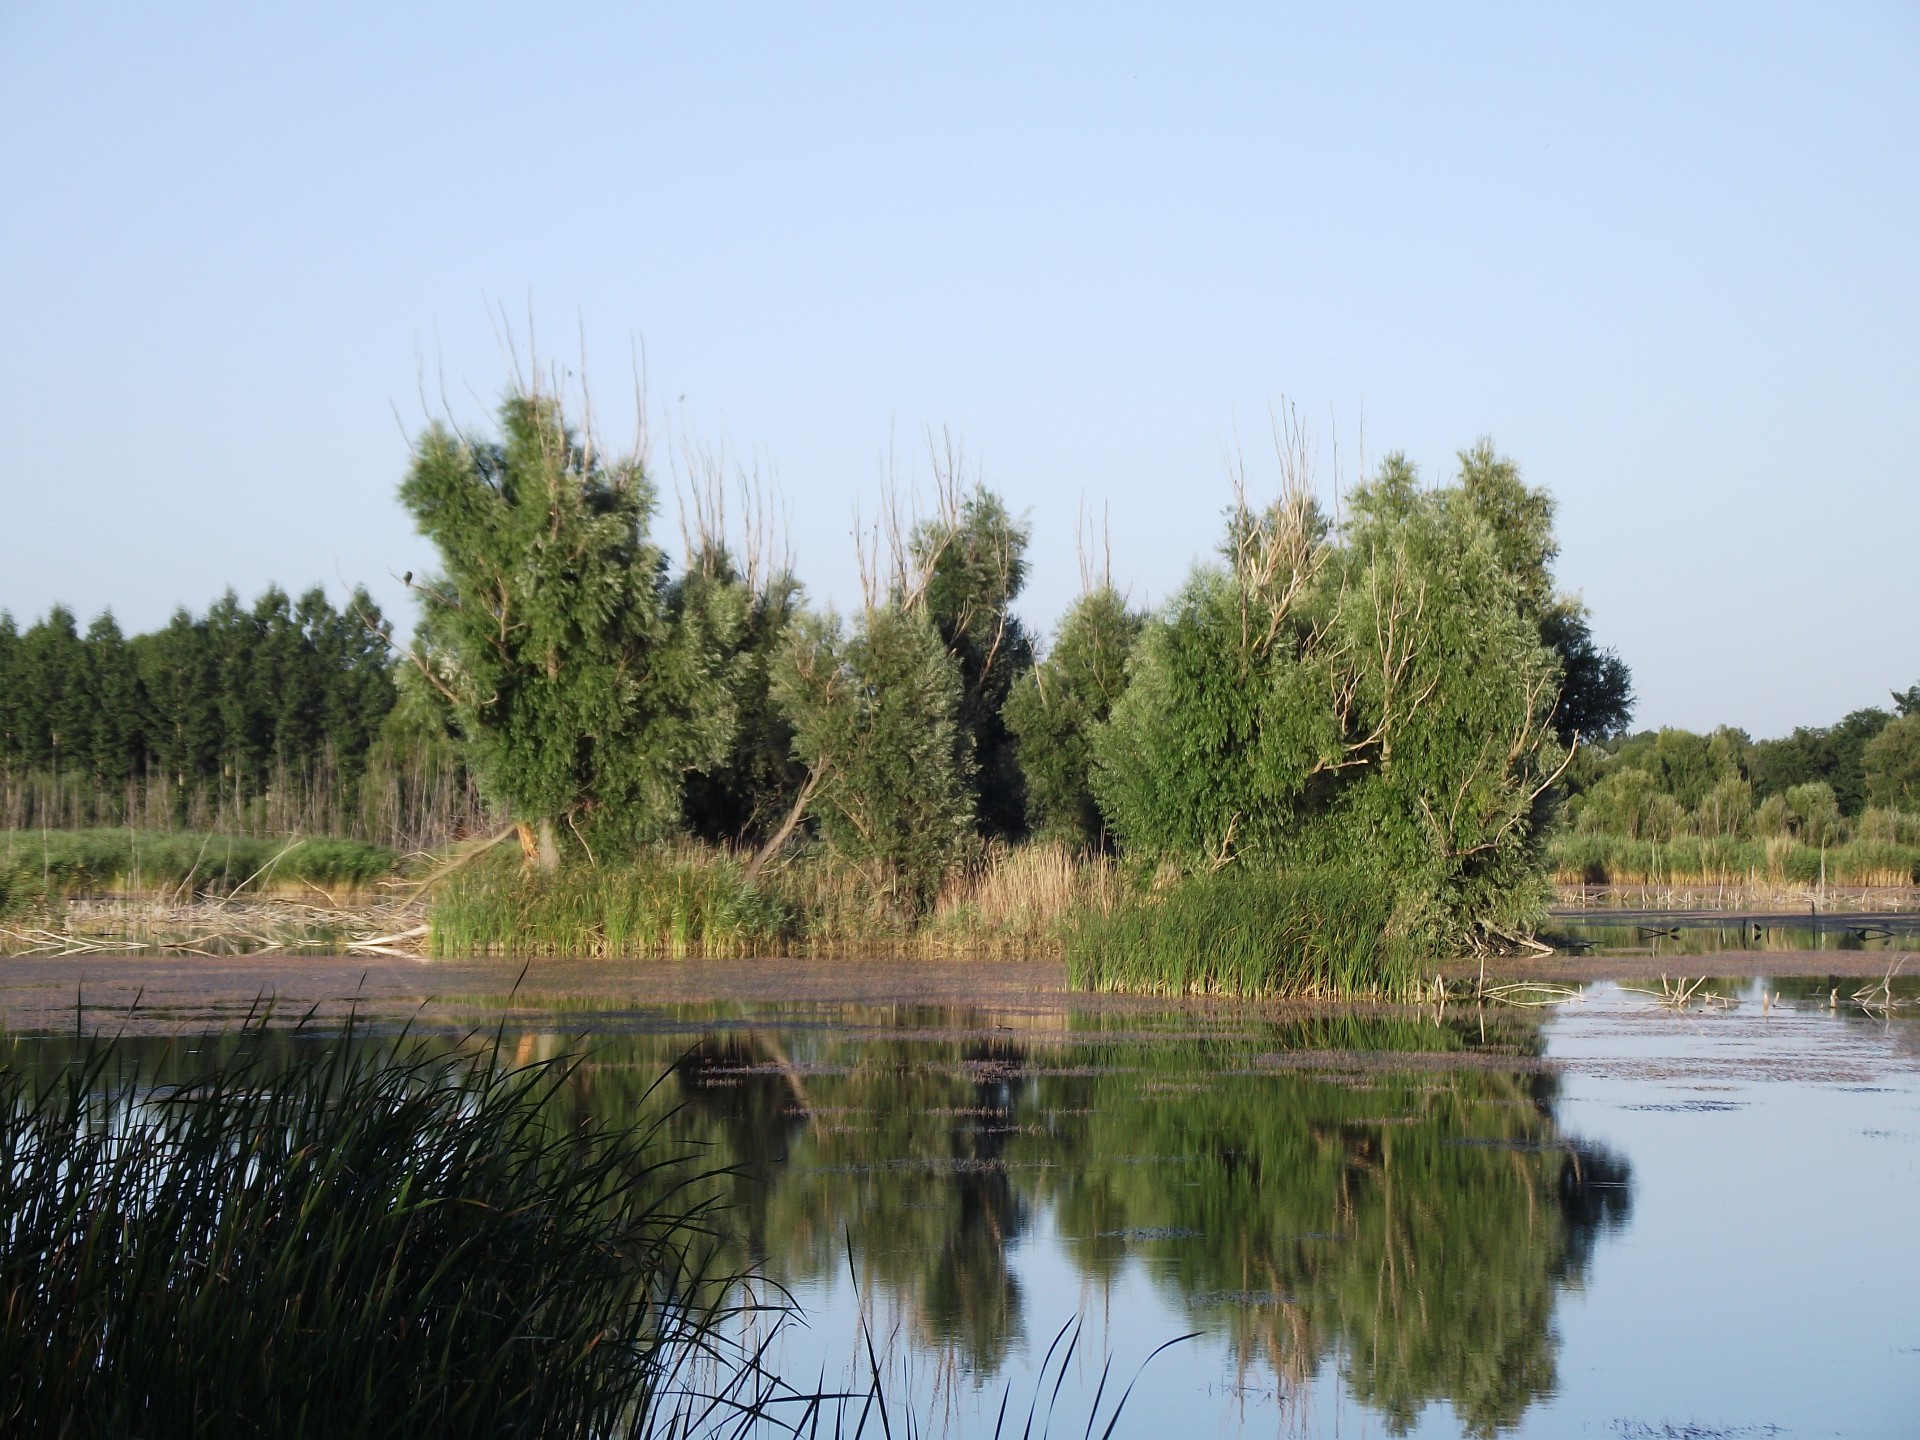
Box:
left=1, top=3, right=1914, bottom=736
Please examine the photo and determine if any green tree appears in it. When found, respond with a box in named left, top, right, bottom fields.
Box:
left=18, top=606, right=88, bottom=774
left=1750, top=708, right=1889, bottom=816
left=908, top=486, right=1035, bottom=839
left=770, top=604, right=973, bottom=904
left=1783, top=781, right=1842, bottom=843
left=1093, top=453, right=1569, bottom=943
left=132, top=608, right=220, bottom=815
left=1456, top=440, right=1633, bottom=743
left=1864, top=712, right=1920, bottom=811
left=676, top=552, right=807, bottom=846
left=399, top=390, right=741, bottom=863
left=1004, top=585, right=1144, bottom=849
left=80, top=612, right=143, bottom=790
left=0, top=613, right=20, bottom=779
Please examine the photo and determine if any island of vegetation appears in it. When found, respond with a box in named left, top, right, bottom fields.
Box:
left=4, top=384, right=1915, bottom=993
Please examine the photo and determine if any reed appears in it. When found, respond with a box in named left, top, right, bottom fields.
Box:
left=427, top=841, right=1114, bottom=959
left=1548, top=832, right=1920, bottom=888
left=429, top=846, right=789, bottom=958
left=0, top=1017, right=757, bottom=1439
left=1062, top=868, right=1420, bottom=1000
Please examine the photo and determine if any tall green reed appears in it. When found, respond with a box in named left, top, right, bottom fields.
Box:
left=430, top=850, right=789, bottom=958
left=0, top=1015, right=754, bottom=1438
left=1063, top=868, right=1419, bottom=999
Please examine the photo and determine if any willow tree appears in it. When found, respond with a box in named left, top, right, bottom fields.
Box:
left=1004, top=585, right=1143, bottom=849
left=1092, top=451, right=1573, bottom=945
left=399, top=391, right=740, bottom=864
left=906, top=482, right=1034, bottom=839
left=769, top=604, right=973, bottom=906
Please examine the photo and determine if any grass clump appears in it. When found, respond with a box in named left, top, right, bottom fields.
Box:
left=0, top=1017, right=747, bottom=1439
left=1063, top=867, right=1419, bottom=999
left=430, top=848, right=789, bottom=958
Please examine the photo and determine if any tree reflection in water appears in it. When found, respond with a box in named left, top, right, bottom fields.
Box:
left=574, top=1006, right=1633, bottom=1436
left=10, top=1007, right=1629, bottom=1433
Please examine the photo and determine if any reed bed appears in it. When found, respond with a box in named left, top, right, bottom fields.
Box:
left=0, top=1017, right=766, bottom=1438
left=430, top=849, right=787, bottom=958
left=1548, top=832, right=1920, bottom=889
left=427, top=842, right=1111, bottom=959
left=1062, top=869, right=1420, bottom=1000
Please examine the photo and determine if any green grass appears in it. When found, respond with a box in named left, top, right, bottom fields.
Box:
left=430, top=849, right=790, bottom=958
left=1063, top=868, right=1421, bottom=999
left=0, top=829, right=400, bottom=917
left=1548, top=831, right=1920, bottom=887
left=0, top=1017, right=748, bottom=1438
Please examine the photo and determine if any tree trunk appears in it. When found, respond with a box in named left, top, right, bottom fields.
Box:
left=745, top=768, right=822, bottom=879
left=535, top=817, right=562, bottom=871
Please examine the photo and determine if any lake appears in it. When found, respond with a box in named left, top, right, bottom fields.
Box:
left=2, top=956, right=1915, bottom=1437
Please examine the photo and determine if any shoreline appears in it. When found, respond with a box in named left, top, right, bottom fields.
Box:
left=0, top=948, right=1909, bottom=1038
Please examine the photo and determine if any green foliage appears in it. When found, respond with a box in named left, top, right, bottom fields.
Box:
left=1456, top=440, right=1633, bottom=742
left=1004, top=586, right=1143, bottom=849
left=1092, top=450, right=1566, bottom=944
left=1063, top=868, right=1419, bottom=998
left=677, top=559, right=807, bottom=846
left=1749, top=707, right=1890, bottom=816
left=0, top=588, right=396, bottom=827
left=1569, top=698, right=1920, bottom=849
left=909, top=486, right=1035, bottom=838
left=772, top=605, right=974, bottom=905
left=0, top=1020, right=734, bottom=1438
left=1864, top=712, right=1920, bottom=811
left=400, top=392, right=740, bottom=854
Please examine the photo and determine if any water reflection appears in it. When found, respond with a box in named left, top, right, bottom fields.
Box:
left=5, top=1005, right=1632, bottom=1434
left=573, top=1008, right=1631, bottom=1434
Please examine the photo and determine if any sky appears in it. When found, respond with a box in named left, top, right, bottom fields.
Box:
left=1, top=2, right=1915, bottom=738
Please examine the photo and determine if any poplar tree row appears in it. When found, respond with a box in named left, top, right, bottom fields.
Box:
left=0, top=588, right=396, bottom=823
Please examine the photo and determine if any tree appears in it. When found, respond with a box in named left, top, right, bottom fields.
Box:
left=1456, top=440, right=1633, bottom=743
left=0, top=613, right=19, bottom=779
left=1005, top=586, right=1144, bottom=849
left=80, top=612, right=142, bottom=790
left=399, top=390, right=740, bottom=864
left=1092, top=451, right=1571, bottom=944
left=677, top=552, right=808, bottom=847
left=908, top=484, right=1035, bottom=839
left=133, top=608, right=220, bottom=814
left=770, top=604, right=973, bottom=905
left=17, top=606, right=88, bottom=774
left=1864, top=712, right=1920, bottom=811
left=1750, top=708, right=1890, bottom=817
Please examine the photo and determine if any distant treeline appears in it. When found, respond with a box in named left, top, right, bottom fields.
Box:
left=0, top=589, right=490, bottom=848
left=1565, top=687, right=1920, bottom=844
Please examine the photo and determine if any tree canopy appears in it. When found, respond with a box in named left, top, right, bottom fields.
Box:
left=399, top=391, right=741, bottom=860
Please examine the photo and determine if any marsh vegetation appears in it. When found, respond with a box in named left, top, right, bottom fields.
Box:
left=8, top=375, right=1915, bottom=984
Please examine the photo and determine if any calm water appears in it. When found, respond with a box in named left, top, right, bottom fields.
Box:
left=8, top=974, right=1918, bottom=1437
